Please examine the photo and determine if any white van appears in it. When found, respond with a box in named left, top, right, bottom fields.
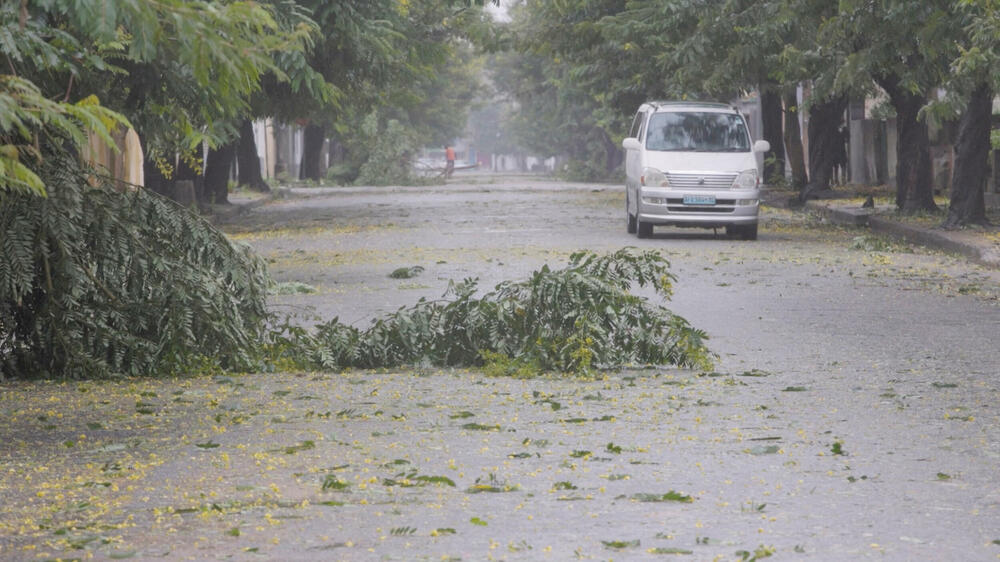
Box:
left=622, top=101, right=770, bottom=240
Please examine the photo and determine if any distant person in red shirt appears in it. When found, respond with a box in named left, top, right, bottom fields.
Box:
left=445, top=145, right=456, bottom=178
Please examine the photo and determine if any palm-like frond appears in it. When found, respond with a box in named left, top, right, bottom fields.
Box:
left=0, top=149, right=270, bottom=380
left=282, top=249, right=712, bottom=375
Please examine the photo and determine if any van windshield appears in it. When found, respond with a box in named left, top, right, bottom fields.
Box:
left=645, top=112, right=750, bottom=152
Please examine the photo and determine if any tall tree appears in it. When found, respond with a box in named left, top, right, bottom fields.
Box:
left=945, top=83, right=992, bottom=227
left=803, top=94, right=849, bottom=199
left=820, top=0, right=959, bottom=212
left=663, top=1, right=791, bottom=182
left=202, top=1, right=330, bottom=197
left=774, top=0, right=851, bottom=201
left=1, top=0, right=309, bottom=195
left=496, top=0, right=634, bottom=179
left=1, top=0, right=287, bottom=378
left=937, top=0, right=1000, bottom=228
left=783, top=89, right=808, bottom=189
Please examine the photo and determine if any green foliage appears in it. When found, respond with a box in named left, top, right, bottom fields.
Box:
left=383, top=471, right=456, bottom=488
left=293, top=1, right=489, bottom=181
left=631, top=491, right=694, bottom=503
left=0, top=76, right=130, bottom=197
left=559, top=158, right=621, bottom=183
left=480, top=350, right=542, bottom=379
left=274, top=248, right=712, bottom=375
left=850, top=235, right=910, bottom=253
left=467, top=473, right=517, bottom=493
left=493, top=1, right=631, bottom=176
left=389, top=266, right=425, bottom=279
left=602, top=539, right=640, bottom=550
left=354, top=113, right=421, bottom=186
left=321, top=475, right=349, bottom=491
left=269, top=281, right=318, bottom=295
left=0, top=150, right=270, bottom=380
left=4, top=0, right=310, bottom=154
left=737, top=545, right=776, bottom=561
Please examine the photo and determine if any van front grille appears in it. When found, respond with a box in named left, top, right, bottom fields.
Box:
left=667, top=173, right=736, bottom=190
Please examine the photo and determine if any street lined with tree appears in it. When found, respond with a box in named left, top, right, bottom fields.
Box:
left=2, top=2, right=999, bottom=557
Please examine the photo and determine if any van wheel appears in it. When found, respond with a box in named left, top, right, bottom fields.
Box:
left=637, top=220, right=653, bottom=239
left=626, top=196, right=637, bottom=234
left=740, top=223, right=758, bottom=240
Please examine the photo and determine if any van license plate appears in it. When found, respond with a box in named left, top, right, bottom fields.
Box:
left=683, top=195, right=716, bottom=205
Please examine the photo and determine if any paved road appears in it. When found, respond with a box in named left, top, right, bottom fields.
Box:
left=2, top=175, right=998, bottom=561
left=219, top=176, right=1000, bottom=560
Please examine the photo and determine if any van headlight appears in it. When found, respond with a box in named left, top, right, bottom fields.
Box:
left=733, top=169, right=757, bottom=189
left=641, top=168, right=669, bottom=187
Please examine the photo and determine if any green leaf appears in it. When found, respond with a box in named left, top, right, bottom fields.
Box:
left=602, top=539, right=640, bottom=549
left=631, top=491, right=693, bottom=503
left=321, top=476, right=349, bottom=491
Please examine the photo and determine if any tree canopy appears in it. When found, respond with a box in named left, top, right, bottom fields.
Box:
left=0, top=0, right=501, bottom=379
left=488, top=0, right=996, bottom=222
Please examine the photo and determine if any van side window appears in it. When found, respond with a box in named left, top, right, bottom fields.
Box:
left=629, top=111, right=645, bottom=139
left=637, top=112, right=648, bottom=141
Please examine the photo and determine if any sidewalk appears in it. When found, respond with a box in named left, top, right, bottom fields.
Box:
left=803, top=199, right=1000, bottom=269
left=205, top=187, right=285, bottom=222
left=761, top=187, right=1000, bottom=270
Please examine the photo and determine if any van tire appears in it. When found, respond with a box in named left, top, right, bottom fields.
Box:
left=740, top=223, right=758, bottom=240
left=637, top=220, right=653, bottom=239
left=626, top=196, right=637, bottom=234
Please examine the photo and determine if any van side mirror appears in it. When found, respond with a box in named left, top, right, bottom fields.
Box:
left=753, top=140, right=771, bottom=153
left=622, top=137, right=641, bottom=151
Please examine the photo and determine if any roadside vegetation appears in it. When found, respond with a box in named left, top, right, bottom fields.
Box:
left=495, top=0, right=1000, bottom=225
left=270, top=249, right=712, bottom=376
left=0, top=1, right=497, bottom=380
left=0, top=152, right=269, bottom=379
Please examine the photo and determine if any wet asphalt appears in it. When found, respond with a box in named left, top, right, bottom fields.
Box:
left=3, top=174, right=997, bottom=561
left=209, top=175, right=1000, bottom=560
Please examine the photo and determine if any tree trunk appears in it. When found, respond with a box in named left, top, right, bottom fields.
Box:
left=204, top=142, right=235, bottom=205
left=799, top=95, right=847, bottom=203
left=143, top=153, right=170, bottom=197
left=174, top=153, right=206, bottom=205
left=300, top=123, right=326, bottom=181
left=943, top=82, right=992, bottom=228
left=783, top=89, right=807, bottom=190
left=602, top=129, right=622, bottom=174
left=237, top=119, right=269, bottom=192
left=760, top=85, right=786, bottom=185
left=877, top=75, right=937, bottom=213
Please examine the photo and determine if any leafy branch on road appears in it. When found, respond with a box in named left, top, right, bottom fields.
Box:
left=272, top=248, right=713, bottom=375
left=1, top=151, right=270, bottom=380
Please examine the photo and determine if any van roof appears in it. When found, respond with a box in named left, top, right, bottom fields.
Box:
left=644, top=101, right=737, bottom=112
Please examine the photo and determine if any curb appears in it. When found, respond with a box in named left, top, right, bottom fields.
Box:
left=206, top=188, right=288, bottom=223
left=867, top=216, right=1000, bottom=269
left=803, top=200, right=1000, bottom=270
